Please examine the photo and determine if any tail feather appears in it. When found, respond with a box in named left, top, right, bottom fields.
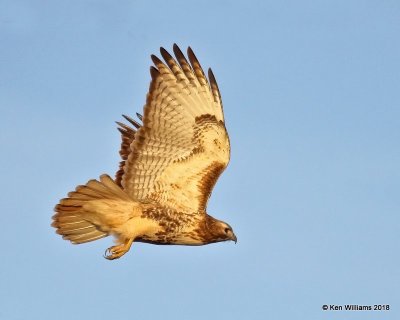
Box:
left=66, top=192, right=94, bottom=200
left=57, top=221, right=95, bottom=233
left=52, top=174, right=130, bottom=245
left=63, top=229, right=106, bottom=243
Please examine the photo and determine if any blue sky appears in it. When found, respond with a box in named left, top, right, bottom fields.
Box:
left=1, top=1, right=399, bottom=319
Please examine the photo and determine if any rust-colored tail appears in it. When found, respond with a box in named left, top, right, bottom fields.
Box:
left=52, top=174, right=130, bottom=244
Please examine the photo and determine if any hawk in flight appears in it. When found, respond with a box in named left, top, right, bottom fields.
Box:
left=52, top=44, right=236, bottom=260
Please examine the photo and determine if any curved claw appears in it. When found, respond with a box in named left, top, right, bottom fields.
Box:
left=103, top=238, right=134, bottom=260
left=103, top=248, right=114, bottom=260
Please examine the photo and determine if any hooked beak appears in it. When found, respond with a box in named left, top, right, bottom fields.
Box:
left=231, top=233, right=237, bottom=244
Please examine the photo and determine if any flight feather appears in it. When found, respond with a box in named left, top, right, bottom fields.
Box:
left=119, top=45, right=230, bottom=212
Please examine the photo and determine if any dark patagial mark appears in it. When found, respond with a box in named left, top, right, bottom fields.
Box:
left=197, top=161, right=225, bottom=211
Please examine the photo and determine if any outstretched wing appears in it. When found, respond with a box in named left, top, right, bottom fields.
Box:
left=119, top=44, right=230, bottom=213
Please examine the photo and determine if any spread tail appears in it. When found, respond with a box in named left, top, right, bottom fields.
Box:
left=52, top=174, right=131, bottom=244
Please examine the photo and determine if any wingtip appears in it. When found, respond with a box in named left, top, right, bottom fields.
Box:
left=150, top=65, right=159, bottom=78
left=160, top=46, right=168, bottom=55
left=173, top=43, right=184, bottom=57
left=115, top=121, right=126, bottom=131
left=151, top=54, right=162, bottom=65
left=122, top=114, right=141, bottom=127
left=187, top=46, right=194, bottom=57
left=208, top=67, right=214, bottom=79
left=160, top=46, right=173, bottom=62
left=187, top=46, right=200, bottom=66
left=172, top=43, right=181, bottom=54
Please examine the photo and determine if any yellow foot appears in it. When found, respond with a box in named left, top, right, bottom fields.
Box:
left=104, top=238, right=133, bottom=260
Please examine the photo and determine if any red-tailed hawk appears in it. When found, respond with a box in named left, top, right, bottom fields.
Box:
left=52, top=44, right=236, bottom=260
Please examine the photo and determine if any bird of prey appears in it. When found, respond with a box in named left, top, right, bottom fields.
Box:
left=52, top=44, right=236, bottom=260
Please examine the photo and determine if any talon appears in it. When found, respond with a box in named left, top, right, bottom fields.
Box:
left=103, top=248, right=112, bottom=259
left=103, top=238, right=134, bottom=260
left=104, top=245, right=122, bottom=260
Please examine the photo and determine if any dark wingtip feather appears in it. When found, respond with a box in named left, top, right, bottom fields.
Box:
left=150, top=66, right=159, bottom=79
left=208, top=68, right=216, bottom=83
left=187, top=46, right=207, bottom=84
left=122, top=114, right=141, bottom=128
left=160, top=47, right=174, bottom=68
left=151, top=54, right=162, bottom=65
left=187, top=46, right=194, bottom=59
left=173, top=44, right=187, bottom=62
left=187, top=46, right=200, bottom=65
left=208, top=67, right=220, bottom=90
left=173, top=43, right=183, bottom=56
left=208, top=67, right=223, bottom=105
left=173, top=44, right=195, bottom=82
left=115, top=121, right=133, bottom=132
left=160, top=46, right=170, bottom=59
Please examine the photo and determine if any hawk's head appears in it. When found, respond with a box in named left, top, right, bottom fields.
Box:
left=203, top=215, right=237, bottom=244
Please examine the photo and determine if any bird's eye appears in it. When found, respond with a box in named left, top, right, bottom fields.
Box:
left=224, top=228, right=230, bottom=234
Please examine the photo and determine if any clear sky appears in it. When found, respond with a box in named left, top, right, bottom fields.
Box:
left=1, top=1, right=399, bottom=319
